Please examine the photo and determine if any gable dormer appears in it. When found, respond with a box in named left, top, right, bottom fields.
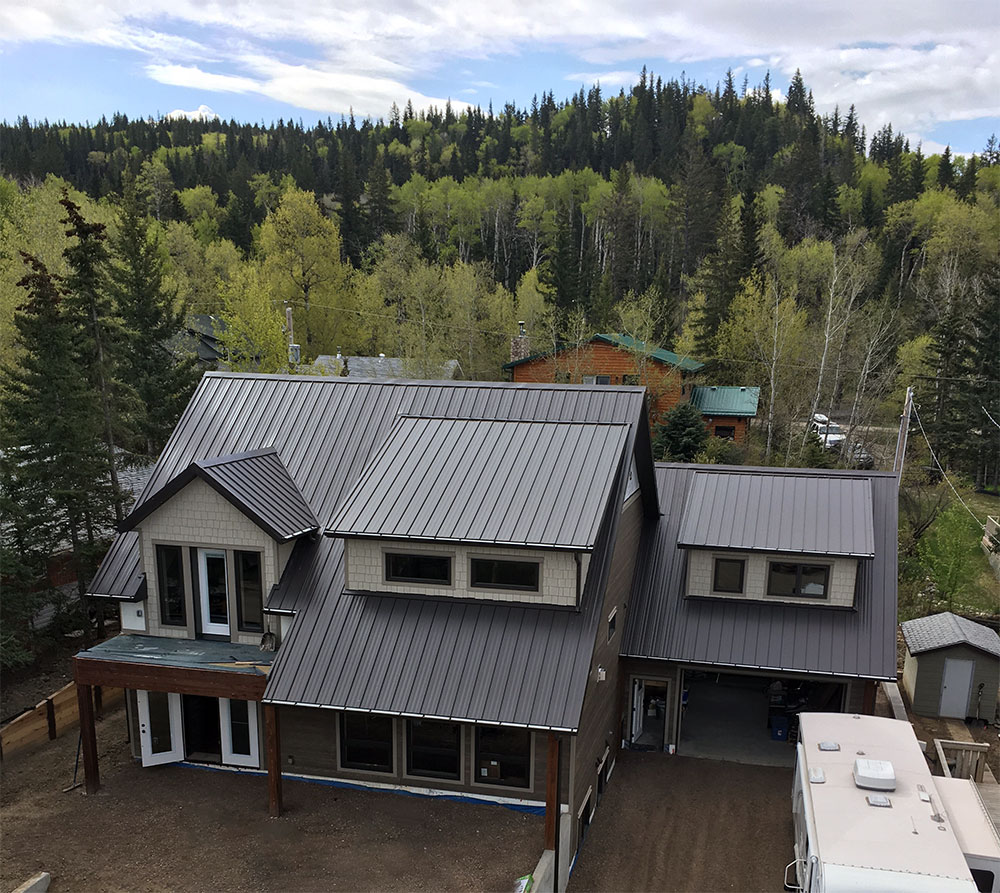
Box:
left=327, top=416, right=631, bottom=607
left=119, top=449, right=318, bottom=642
left=677, top=471, right=875, bottom=608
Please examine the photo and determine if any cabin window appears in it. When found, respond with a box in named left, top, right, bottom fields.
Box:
left=406, top=720, right=461, bottom=780
left=385, top=552, right=452, bottom=586
left=767, top=562, right=830, bottom=599
left=236, top=550, right=263, bottom=632
left=469, top=557, right=540, bottom=592
left=156, top=545, right=186, bottom=626
left=713, top=558, right=745, bottom=594
left=714, top=425, right=736, bottom=440
left=340, top=713, right=394, bottom=773
left=595, top=375, right=611, bottom=385
left=476, top=727, right=531, bottom=788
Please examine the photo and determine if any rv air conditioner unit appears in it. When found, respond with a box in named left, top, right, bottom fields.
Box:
left=853, top=758, right=896, bottom=791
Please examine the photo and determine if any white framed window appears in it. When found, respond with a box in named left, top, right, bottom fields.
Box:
left=197, top=548, right=230, bottom=636
left=219, top=698, right=260, bottom=768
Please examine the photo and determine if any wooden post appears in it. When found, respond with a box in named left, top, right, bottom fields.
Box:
left=264, top=704, right=282, bottom=817
left=76, top=682, right=100, bottom=795
left=544, top=732, right=559, bottom=851
left=94, top=685, right=103, bottom=721
left=862, top=680, right=877, bottom=715
left=45, top=698, right=57, bottom=740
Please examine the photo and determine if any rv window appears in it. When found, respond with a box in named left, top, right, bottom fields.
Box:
left=971, top=869, right=994, bottom=893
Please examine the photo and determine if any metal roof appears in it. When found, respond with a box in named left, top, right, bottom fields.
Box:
left=328, top=417, right=629, bottom=549
left=87, top=531, right=146, bottom=601
left=622, top=464, right=898, bottom=680
left=901, top=612, right=1000, bottom=660
left=677, top=471, right=876, bottom=558
left=502, top=332, right=705, bottom=373
left=309, top=355, right=462, bottom=380
left=689, top=385, right=760, bottom=417
left=119, top=448, right=319, bottom=542
left=89, top=373, right=656, bottom=731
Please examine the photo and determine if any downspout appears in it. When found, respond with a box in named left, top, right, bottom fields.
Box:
left=574, top=553, right=582, bottom=607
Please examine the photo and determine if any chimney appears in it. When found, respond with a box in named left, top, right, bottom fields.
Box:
left=510, top=321, right=531, bottom=363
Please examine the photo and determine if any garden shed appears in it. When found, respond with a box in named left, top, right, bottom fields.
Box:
left=900, top=612, right=1000, bottom=721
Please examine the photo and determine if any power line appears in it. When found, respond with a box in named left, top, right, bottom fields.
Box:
left=910, top=402, right=985, bottom=532
left=983, top=405, right=1000, bottom=431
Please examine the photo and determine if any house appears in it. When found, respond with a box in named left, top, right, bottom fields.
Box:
left=74, top=373, right=896, bottom=888
left=307, top=352, right=463, bottom=379
left=689, top=385, right=760, bottom=442
left=504, top=332, right=758, bottom=438
left=169, top=314, right=227, bottom=366
left=900, top=612, right=1000, bottom=721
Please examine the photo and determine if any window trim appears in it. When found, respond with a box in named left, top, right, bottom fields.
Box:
left=337, top=712, right=397, bottom=775
left=155, top=543, right=187, bottom=627
left=765, top=561, right=831, bottom=600
left=383, top=549, right=454, bottom=587
left=234, top=549, right=264, bottom=633
left=196, top=547, right=231, bottom=636
left=404, top=719, right=464, bottom=782
left=471, top=726, right=533, bottom=792
left=712, top=556, right=746, bottom=595
left=468, top=556, right=541, bottom=593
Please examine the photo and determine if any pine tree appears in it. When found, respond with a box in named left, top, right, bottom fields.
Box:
left=937, top=146, right=955, bottom=190
left=108, top=177, right=199, bottom=458
left=0, top=254, right=115, bottom=653
left=653, top=401, right=709, bottom=461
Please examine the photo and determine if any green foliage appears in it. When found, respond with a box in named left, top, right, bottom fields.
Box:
left=916, top=506, right=987, bottom=611
left=653, top=401, right=709, bottom=462
left=693, top=435, right=746, bottom=466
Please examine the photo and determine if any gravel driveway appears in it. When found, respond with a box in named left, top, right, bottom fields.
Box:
left=568, top=750, right=794, bottom=892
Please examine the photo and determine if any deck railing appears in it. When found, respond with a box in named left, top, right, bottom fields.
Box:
left=934, top=737, right=990, bottom=783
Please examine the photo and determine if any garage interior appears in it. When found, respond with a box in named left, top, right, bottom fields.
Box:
left=677, top=671, right=845, bottom=767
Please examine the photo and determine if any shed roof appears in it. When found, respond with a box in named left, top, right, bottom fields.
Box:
left=690, top=385, right=761, bottom=417
left=119, top=448, right=319, bottom=542
left=89, top=374, right=656, bottom=731
left=502, top=332, right=705, bottom=373
left=623, top=464, right=898, bottom=680
left=328, top=417, right=629, bottom=549
left=677, top=471, right=875, bottom=558
left=901, top=612, right=1000, bottom=660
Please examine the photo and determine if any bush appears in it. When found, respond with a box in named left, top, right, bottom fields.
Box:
left=694, top=436, right=746, bottom=466
left=916, top=506, right=985, bottom=611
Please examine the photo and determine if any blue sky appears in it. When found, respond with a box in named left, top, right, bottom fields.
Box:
left=1, top=1, right=997, bottom=156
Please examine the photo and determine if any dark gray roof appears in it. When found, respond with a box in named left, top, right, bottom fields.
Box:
left=677, top=471, right=875, bottom=558
left=623, top=464, right=898, bottom=680
left=328, top=417, right=629, bottom=550
left=91, top=373, right=657, bottom=731
left=119, top=448, right=319, bottom=542
left=309, top=354, right=462, bottom=380
left=88, top=531, right=145, bottom=601
left=901, top=612, right=1000, bottom=660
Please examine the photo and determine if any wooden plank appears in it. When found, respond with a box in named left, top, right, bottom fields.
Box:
left=76, top=683, right=100, bottom=795
left=74, top=657, right=267, bottom=700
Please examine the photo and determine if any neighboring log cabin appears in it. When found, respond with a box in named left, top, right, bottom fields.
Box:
left=76, top=373, right=897, bottom=891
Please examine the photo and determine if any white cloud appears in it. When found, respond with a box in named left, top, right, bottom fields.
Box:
left=0, top=0, right=997, bottom=141
left=166, top=103, right=220, bottom=120
left=565, top=70, right=637, bottom=88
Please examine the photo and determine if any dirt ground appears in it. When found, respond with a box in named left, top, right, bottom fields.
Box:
left=1, top=705, right=543, bottom=893
left=568, top=751, right=793, bottom=893
left=1, top=636, right=84, bottom=723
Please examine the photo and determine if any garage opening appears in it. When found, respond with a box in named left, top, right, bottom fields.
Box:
left=678, top=671, right=845, bottom=767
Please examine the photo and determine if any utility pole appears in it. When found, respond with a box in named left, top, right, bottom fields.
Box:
left=893, top=385, right=914, bottom=486
left=285, top=303, right=300, bottom=365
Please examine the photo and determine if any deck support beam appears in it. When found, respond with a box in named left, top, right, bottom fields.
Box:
left=862, top=680, right=877, bottom=715
left=264, top=704, right=282, bottom=817
left=76, top=682, right=100, bottom=795
left=544, top=732, right=559, bottom=849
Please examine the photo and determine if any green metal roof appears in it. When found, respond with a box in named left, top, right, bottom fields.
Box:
left=502, top=332, right=705, bottom=372
left=690, top=385, right=761, bottom=417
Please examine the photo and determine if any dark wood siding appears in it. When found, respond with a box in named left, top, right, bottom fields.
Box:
left=568, top=494, right=644, bottom=853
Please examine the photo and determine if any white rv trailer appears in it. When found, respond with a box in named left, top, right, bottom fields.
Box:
left=786, top=713, right=1000, bottom=893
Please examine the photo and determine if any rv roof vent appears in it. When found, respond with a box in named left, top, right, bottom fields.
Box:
left=854, top=758, right=896, bottom=791
left=866, top=794, right=892, bottom=808
left=818, top=741, right=840, bottom=752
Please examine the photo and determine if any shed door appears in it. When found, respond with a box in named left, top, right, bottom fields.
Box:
left=939, top=658, right=974, bottom=718
left=137, top=690, right=185, bottom=766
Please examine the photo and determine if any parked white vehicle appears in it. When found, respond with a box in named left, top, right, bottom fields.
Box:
left=809, top=415, right=846, bottom=451
left=786, top=713, right=1000, bottom=893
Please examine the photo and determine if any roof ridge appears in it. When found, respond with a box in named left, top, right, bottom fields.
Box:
left=394, top=415, right=631, bottom=427
left=194, top=446, right=280, bottom=468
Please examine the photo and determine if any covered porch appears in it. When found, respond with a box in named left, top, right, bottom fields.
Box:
left=72, top=635, right=281, bottom=813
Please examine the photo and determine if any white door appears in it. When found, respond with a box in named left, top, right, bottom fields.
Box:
left=630, top=678, right=645, bottom=743
left=198, top=548, right=230, bottom=636
left=137, top=690, right=184, bottom=766
left=219, top=698, right=260, bottom=768
left=939, top=658, right=974, bottom=718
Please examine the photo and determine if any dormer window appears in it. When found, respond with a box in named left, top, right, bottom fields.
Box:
left=712, top=557, right=745, bottom=595
left=470, top=557, right=540, bottom=592
left=767, top=562, right=830, bottom=599
left=156, top=545, right=186, bottom=627
left=385, top=552, right=452, bottom=586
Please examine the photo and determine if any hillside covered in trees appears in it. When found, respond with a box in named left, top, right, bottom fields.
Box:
left=1, top=70, right=998, bottom=661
